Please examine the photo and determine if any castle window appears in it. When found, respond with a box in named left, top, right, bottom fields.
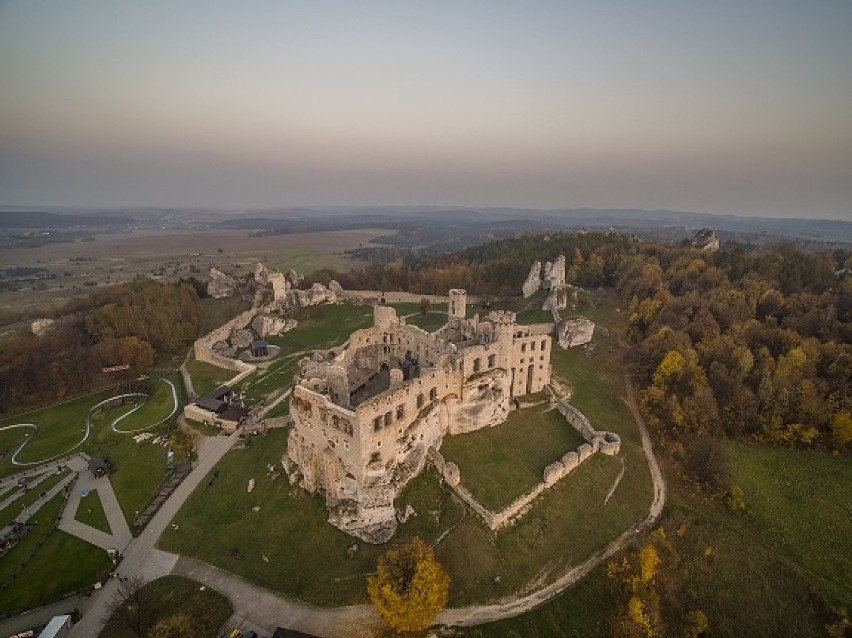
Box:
left=377, top=440, right=382, bottom=447
left=373, top=417, right=382, bottom=432
left=429, top=387, right=437, bottom=401
left=531, top=341, right=536, bottom=351
left=521, top=343, right=527, bottom=352
left=488, top=354, right=496, bottom=368
left=396, top=405, right=404, bottom=420
left=385, top=412, right=392, bottom=426
left=417, top=393, right=424, bottom=408
left=473, top=358, right=481, bottom=372
left=541, top=339, right=547, bottom=350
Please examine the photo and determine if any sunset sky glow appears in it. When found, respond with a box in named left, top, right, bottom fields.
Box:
left=1, top=1, right=850, bottom=218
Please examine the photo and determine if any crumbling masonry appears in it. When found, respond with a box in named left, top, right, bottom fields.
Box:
left=285, top=290, right=554, bottom=542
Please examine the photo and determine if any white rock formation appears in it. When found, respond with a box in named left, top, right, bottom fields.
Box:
left=230, top=328, right=254, bottom=349
left=31, top=318, right=56, bottom=336
left=522, top=261, right=542, bottom=298
left=328, top=280, right=344, bottom=297
left=251, top=314, right=297, bottom=338
left=557, top=317, right=595, bottom=348
left=207, top=268, right=236, bottom=298
left=692, top=228, right=720, bottom=252
left=544, top=255, right=566, bottom=290
left=286, top=269, right=304, bottom=287
left=254, top=262, right=270, bottom=285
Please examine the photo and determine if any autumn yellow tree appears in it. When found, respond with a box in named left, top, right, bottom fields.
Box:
left=367, top=537, right=449, bottom=632
left=146, top=612, right=196, bottom=638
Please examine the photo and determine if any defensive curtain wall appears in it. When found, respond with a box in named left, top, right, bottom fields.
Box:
left=430, top=387, right=621, bottom=531
left=191, top=309, right=258, bottom=392
left=285, top=289, right=561, bottom=543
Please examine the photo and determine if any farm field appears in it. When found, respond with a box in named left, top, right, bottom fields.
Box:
left=0, top=227, right=390, bottom=322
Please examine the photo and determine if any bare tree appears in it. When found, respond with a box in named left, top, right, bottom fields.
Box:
left=101, top=575, right=155, bottom=637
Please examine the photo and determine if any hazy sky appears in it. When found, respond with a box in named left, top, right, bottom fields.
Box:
left=1, top=1, right=851, bottom=219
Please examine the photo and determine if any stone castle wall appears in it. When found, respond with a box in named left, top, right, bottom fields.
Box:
left=192, top=310, right=258, bottom=389
left=430, top=390, right=621, bottom=531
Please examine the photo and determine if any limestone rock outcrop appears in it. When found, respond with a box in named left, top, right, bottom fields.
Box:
left=328, top=280, right=344, bottom=297
left=543, top=255, right=566, bottom=290
left=557, top=317, right=595, bottom=348
left=286, top=269, right=304, bottom=287
left=251, top=314, right=297, bottom=338
left=207, top=268, right=236, bottom=298
left=692, top=228, right=720, bottom=252
left=230, top=328, right=255, bottom=349
left=522, top=261, right=542, bottom=298
left=31, top=318, right=56, bottom=336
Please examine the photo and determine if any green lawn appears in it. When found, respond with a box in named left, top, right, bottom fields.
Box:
left=185, top=357, right=234, bottom=397
left=0, top=492, right=112, bottom=615
left=0, top=388, right=119, bottom=474
left=99, top=575, right=233, bottom=638
left=235, top=354, right=300, bottom=405
left=462, top=502, right=840, bottom=638
left=403, top=311, right=448, bottom=332
left=109, top=377, right=179, bottom=432
left=265, top=304, right=375, bottom=356
left=75, top=488, right=112, bottom=535
left=84, top=413, right=168, bottom=527
left=440, top=403, right=587, bottom=510
left=0, top=470, right=70, bottom=529
left=201, top=295, right=251, bottom=333
left=728, top=443, right=852, bottom=603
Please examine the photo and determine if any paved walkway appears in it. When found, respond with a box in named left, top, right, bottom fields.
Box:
left=69, top=430, right=241, bottom=638
left=173, top=557, right=380, bottom=638
left=59, top=469, right=133, bottom=552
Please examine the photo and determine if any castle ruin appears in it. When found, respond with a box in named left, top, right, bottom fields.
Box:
left=285, top=290, right=553, bottom=542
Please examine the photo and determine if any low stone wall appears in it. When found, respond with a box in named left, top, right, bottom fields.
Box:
left=429, top=390, right=621, bottom=531
left=192, top=309, right=257, bottom=387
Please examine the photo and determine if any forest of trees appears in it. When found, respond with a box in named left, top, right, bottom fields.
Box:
left=313, top=232, right=851, bottom=465
left=0, top=278, right=204, bottom=414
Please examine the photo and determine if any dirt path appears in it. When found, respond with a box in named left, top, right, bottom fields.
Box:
left=434, top=373, right=666, bottom=626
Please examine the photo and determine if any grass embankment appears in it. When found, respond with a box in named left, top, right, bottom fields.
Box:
left=0, top=388, right=120, bottom=475
left=403, top=311, right=448, bottom=332
left=200, top=295, right=251, bottom=334
left=74, top=488, right=112, bottom=535
left=85, top=408, right=167, bottom=526
left=99, top=575, right=233, bottom=638
left=0, top=470, right=70, bottom=529
left=440, top=403, right=587, bottom=510
left=185, top=357, right=233, bottom=397
left=728, top=443, right=852, bottom=604
left=0, top=492, right=112, bottom=615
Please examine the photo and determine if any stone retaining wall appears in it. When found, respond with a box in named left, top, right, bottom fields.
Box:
left=192, top=309, right=257, bottom=387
